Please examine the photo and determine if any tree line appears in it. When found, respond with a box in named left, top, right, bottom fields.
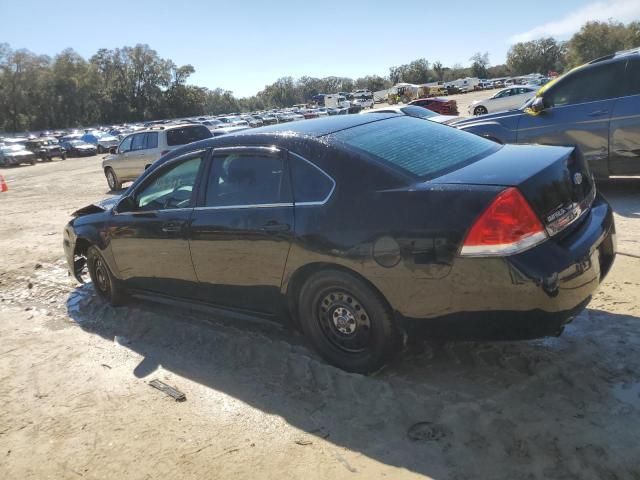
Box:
left=0, top=20, right=638, bottom=132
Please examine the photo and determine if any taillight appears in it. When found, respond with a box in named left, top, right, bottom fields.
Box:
left=460, top=187, right=547, bottom=257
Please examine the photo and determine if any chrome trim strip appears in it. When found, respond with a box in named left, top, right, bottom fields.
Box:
left=214, top=145, right=281, bottom=154
left=289, top=152, right=336, bottom=206
left=194, top=203, right=294, bottom=211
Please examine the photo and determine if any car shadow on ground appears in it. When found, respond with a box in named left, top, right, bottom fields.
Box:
left=599, top=179, right=640, bottom=219
left=66, top=285, right=640, bottom=478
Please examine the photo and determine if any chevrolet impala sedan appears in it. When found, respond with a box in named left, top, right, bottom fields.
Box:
left=63, top=114, right=616, bottom=373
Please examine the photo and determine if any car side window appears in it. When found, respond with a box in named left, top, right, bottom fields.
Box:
left=204, top=153, right=290, bottom=207
left=145, top=132, right=159, bottom=149
left=290, top=153, right=334, bottom=204
left=625, top=59, right=640, bottom=96
left=119, top=135, right=133, bottom=153
left=546, top=62, right=624, bottom=107
left=134, top=156, right=203, bottom=211
left=131, top=133, right=146, bottom=151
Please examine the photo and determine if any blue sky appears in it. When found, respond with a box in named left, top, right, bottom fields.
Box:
left=1, top=0, right=639, bottom=97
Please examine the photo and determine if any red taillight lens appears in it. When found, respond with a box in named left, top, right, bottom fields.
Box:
left=460, top=187, right=547, bottom=257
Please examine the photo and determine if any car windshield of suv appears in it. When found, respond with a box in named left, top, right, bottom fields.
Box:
left=332, top=116, right=499, bottom=179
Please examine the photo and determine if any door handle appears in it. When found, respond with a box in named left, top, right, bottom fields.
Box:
left=161, top=223, right=182, bottom=233
left=588, top=110, right=609, bottom=117
left=261, top=221, right=290, bottom=232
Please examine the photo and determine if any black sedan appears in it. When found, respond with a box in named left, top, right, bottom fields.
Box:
left=61, top=139, right=98, bottom=157
left=63, top=114, right=616, bottom=373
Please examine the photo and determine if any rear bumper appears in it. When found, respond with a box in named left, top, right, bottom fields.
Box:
left=398, top=194, right=616, bottom=339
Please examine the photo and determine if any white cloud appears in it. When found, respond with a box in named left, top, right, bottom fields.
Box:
left=510, top=0, right=640, bottom=43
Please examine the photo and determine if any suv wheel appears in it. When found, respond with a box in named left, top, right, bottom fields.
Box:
left=298, top=270, right=402, bottom=373
left=87, top=246, right=127, bottom=306
left=105, top=167, right=121, bottom=191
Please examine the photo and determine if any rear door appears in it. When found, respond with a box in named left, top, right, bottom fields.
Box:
left=517, top=60, right=625, bottom=178
left=189, top=146, right=294, bottom=315
left=609, top=58, right=640, bottom=175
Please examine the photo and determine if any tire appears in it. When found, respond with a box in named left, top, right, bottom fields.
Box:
left=474, top=106, right=488, bottom=116
left=61, top=153, right=67, bottom=160
left=298, top=270, right=402, bottom=373
left=97, top=145, right=104, bottom=154
left=29, top=158, right=36, bottom=165
left=87, top=246, right=127, bottom=306
left=105, top=167, right=121, bottom=191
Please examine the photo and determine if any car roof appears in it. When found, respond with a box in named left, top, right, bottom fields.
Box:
left=237, top=113, right=398, bottom=138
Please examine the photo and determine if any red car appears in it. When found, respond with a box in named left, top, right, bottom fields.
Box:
left=408, top=97, right=459, bottom=115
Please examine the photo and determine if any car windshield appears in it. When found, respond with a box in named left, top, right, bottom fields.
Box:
left=331, top=116, right=499, bottom=179
left=1, top=145, right=24, bottom=153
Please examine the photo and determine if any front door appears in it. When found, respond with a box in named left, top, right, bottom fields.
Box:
left=517, top=60, right=625, bottom=178
left=108, top=151, right=206, bottom=298
left=189, top=147, right=294, bottom=315
left=609, top=58, right=640, bottom=175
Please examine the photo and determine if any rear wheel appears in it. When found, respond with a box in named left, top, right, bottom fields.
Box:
left=105, top=167, right=121, bottom=191
left=298, top=270, right=402, bottom=373
left=474, top=105, right=488, bottom=116
left=87, top=246, right=127, bottom=306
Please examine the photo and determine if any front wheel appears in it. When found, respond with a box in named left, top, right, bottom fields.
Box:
left=61, top=153, right=67, bottom=160
left=105, top=167, right=121, bottom=191
left=97, top=145, right=104, bottom=154
left=474, top=106, right=488, bottom=116
left=87, top=246, right=127, bottom=306
left=298, top=270, right=402, bottom=373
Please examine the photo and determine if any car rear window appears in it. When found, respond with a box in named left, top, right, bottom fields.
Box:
left=331, top=116, right=499, bottom=179
left=166, top=126, right=212, bottom=146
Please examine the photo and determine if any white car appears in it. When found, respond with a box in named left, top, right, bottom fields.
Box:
left=352, top=97, right=374, bottom=109
left=468, top=86, right=538, bottom=116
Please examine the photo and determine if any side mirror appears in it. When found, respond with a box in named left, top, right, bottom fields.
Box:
left=530, top=96, right=545, bottom=114
left=115, top=196, right=136, bottom=213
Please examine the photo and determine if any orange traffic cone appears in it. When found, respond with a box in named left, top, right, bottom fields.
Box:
left=0, top=175, right=7, bottom=193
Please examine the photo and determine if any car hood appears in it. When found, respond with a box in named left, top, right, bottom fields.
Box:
left=98, top=136, right=118, bottom=143
left=72, top=195, right=121, bottom=217
left=451, top=109, right=525, bottom=127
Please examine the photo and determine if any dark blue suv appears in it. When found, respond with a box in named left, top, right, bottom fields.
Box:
left=453, top=48, right=640, bottom=179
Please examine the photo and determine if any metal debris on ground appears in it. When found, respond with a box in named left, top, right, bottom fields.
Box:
left=148, top=379, right=186, bottom=402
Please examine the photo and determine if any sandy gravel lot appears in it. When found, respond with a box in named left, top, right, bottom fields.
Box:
left=1, top=154, right=640, bottom=480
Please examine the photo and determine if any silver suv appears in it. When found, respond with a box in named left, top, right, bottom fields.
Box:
left=102, top=124, right=212, bottom=191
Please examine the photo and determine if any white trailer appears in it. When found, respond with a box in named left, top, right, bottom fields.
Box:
left=324, top=94, right=350, bottom=109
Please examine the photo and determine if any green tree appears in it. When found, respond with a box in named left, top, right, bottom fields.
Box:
left=566, top=20, right=633, bottom=66
left=470, top=52, right=490, bottom=78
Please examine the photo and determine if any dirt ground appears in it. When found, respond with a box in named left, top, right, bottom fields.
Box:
left=1, top=152, right=640, bottom=480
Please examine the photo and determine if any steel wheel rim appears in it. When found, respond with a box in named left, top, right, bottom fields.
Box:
left=107, top=171, right=115, bottom=189
left=93, top=257, right=109, bottom=294
left=317, top=290, right=372, bottom=353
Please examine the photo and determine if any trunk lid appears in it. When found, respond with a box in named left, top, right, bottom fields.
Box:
left=431, top=144, right=595, bottom=236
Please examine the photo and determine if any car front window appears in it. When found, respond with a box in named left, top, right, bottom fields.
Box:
left=135, top=156, right=203, bottom=211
